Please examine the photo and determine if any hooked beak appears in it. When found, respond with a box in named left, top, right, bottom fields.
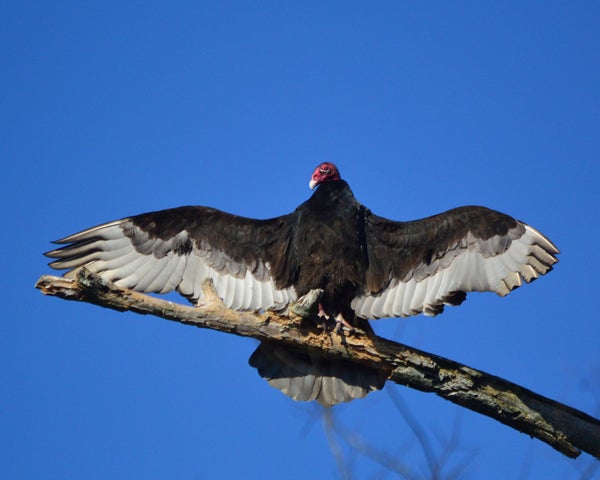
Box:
left=309, top=178, right=318, bottom=190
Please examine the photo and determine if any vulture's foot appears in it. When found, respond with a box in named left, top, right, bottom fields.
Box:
left=314, top=303, right=331, bottom=332
left=317, top=302, right=330, bottom=320
left=334, top=313, right=354, bottom=333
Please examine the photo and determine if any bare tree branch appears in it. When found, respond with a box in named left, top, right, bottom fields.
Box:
left=35, top=269, right=600, bottom=461
left=324, top=392, right=473, bottom=480
left=323, top=407, right=421, bottom=480
left=387, top=388, right=449, bottom=479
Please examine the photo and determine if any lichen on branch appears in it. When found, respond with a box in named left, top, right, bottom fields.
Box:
left=36, top=268, right=600, bottom=460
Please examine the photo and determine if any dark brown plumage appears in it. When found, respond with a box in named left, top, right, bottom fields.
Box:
left=46, top=162, right=559, bottom=405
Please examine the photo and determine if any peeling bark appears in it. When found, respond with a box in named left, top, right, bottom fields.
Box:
left=36, top=268, right=600, bottom=460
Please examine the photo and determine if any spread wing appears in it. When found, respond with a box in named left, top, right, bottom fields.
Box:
left=352, top=206, right=559, bottom=319
left=46, top=206, right=298, bottom=311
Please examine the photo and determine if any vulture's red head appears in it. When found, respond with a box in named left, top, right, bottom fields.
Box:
left=309, top=162, right=341, bottom=190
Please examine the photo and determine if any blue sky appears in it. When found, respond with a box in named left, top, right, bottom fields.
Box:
left=3, top=1, right=599, bottom=478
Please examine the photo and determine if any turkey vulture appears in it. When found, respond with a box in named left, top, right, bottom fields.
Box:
left=46, top=162, right=559, bottom=406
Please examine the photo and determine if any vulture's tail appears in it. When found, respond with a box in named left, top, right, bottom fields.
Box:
left=248, top=342, right=386, bottom=406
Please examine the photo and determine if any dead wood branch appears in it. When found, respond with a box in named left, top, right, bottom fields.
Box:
left=35, top=269, right=600, bottom=460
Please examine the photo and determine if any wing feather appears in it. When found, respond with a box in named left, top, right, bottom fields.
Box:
left=353, top=207, right=558, bottom=319
left=46, top=206, right=298, bottom=311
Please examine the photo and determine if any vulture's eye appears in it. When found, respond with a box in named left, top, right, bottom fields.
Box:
left=320, top=167, right=331, bottom=175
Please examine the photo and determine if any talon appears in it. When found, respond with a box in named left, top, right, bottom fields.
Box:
left=334, top=313, right=354, bottom=332
left=317, top=303, right=330, bottom=320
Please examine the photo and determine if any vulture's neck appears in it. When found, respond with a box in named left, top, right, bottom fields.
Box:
left=311, top=180, right=355, bottom=204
